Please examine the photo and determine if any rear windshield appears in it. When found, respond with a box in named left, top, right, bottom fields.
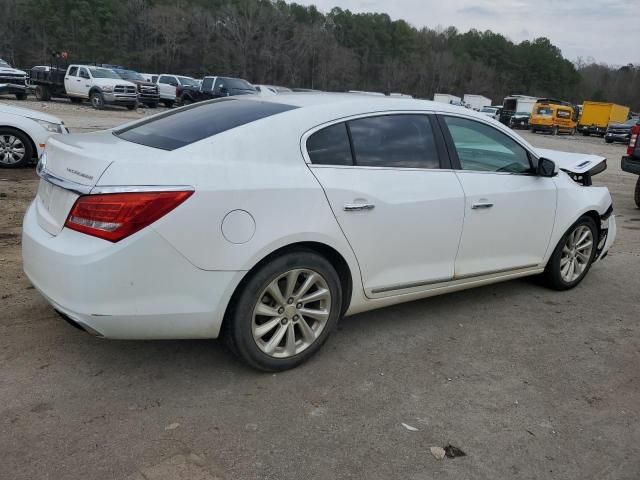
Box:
left=114, top=98, right=297, bottom=150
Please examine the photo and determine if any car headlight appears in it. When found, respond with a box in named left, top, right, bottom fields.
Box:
left=101, top=85, right=114, bottom=93
left=31, top=118, right=64, bottom=134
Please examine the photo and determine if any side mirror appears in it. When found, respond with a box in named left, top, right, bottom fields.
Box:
left=537, top=157, right=557, bottom=177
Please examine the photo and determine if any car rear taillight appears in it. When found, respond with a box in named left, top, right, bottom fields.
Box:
left=628, top=125, right=640, bottom=156
left=64, top=191, right=193, bottom=242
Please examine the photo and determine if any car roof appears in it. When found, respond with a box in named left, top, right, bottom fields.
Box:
left=241, top=92, right=484, bottom=117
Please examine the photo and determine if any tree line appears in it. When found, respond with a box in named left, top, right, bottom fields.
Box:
left=1, top=0, right=638, bottom=110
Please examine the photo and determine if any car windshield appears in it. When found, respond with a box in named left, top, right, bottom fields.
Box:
left=114, top=98, right=298, bottom=150
left=117, top=70, right=145, bottom=81
left=178, top=76, right=199, bottom=87
left=515, top=112, right=530, bottom=116
left=625, top=118, right=639, bottom=126
left=89, top=67, right=121, bottom=79
left=0, top=59, right=11, bottom=68
left=536, top=107, right=553, bottom=116
left=481, top=107, right=496, bottom=113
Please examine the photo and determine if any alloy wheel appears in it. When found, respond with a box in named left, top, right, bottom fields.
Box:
left=560, top=225, right=594, bottom=282
left=0, top=135, right=26, bottom=165
left=252, top=268, right=332, bottom=358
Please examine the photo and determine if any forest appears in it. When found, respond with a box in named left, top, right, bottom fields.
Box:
left=1, top=0, right=638, bottom=110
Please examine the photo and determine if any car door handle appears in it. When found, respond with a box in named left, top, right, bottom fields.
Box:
left=344, top=203, right=375, bottom=211
left=472, top=202, right=494, bottom=209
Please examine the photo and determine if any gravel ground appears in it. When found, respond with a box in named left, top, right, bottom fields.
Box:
left=1, top=98, right=639, bottom=480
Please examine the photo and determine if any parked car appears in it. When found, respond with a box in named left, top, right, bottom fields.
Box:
left=480, top=105, right=502, bottom=120
left=605, top=117, right=639, bottom=144
left=0, top=103, right=67, bottom=168
left=621, top=123, right=640, bottom=207
left=155, top=74, right=200, bottom=107
left=108, top=68, right=160, bottom=108
left=23, top=95, right=616, bottom=371
left=578, top=102, right=629, bottom=136
left=530, top=99, right=578, bottom=135
left=509, top=112, right=531, bottom=130
left=178, top=76, right=257, bottom=104
left=30, top=64, right=138, bottom=110
left=0, top=58, right=28, bottom=100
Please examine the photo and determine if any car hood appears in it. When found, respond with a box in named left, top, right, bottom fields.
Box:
left=536, top=148, right=606, bottom=174
left=0, top=103, right=63, bottom=124
left=0, top=66, right=26, bottom=76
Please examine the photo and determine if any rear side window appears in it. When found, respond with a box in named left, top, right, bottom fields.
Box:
left=307, top=123, right=353, bottom=166
left=348, top=115, right=440, bottom=168
left=202, top=77, right=214, bottom=91
left=556, top=109, right=571, bottom=119
left=114, top=98, right=298, bottom=150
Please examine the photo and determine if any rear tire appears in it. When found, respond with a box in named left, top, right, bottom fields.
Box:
left=90, top=91, right=105, bottom=110
left=226, top=250, right=342, bottom=371
left=0, top=127, right=34, bottom=168
left=543, top=216, right=598, bottom=290
left=35, top=85, right=51, bottom=101
left=634, top=177, right=640, bottom=209
left=605, top=138, right=614, bottom=143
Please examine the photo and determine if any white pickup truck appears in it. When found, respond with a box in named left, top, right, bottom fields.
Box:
left=29, top=64, right=138, bottom=110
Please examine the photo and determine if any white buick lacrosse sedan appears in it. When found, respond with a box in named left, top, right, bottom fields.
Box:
left=23, top=94, right=616, bottom=370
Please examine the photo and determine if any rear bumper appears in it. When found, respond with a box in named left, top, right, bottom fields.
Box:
left=621, top=156, right=640, bottom=175
left=22, top=202, right=242, bottom=339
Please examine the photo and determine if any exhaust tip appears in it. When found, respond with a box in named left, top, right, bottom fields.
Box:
left=54, top=309, right=104, bottom=337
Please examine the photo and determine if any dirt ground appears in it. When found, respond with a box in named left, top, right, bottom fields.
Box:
left=1, top=97, right=639, bottom=480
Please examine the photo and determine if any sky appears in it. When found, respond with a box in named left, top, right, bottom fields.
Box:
left=294, top=0, right=636, bottom=66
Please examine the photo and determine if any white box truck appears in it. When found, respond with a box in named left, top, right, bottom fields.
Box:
left=500, top=95, right=538, bottom=125
left=434, top=93, right=462, bottom=105
left=463, top=94, right=492, bottom=111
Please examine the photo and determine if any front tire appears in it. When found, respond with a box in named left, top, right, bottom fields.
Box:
left=90, top=91, right=105, bottom=110
left=0, top=128, right=33, bottom=168
left=634, top=177, right=640, bottom=209
left=605, top=138, right=614, bottom=143
left=15, top=92, right=27, bottom=100
left=226, top=250, right=343, bottom=371
left=543, top=216, right=598, bottom=290
left=163, top=100, right=174, bottom=108
left=125, top=104, right=136, bottom=111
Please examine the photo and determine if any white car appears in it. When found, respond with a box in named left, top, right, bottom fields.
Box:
left=480, top=106, right=501, bottom=120
left=22, top=95, right=616, bottom=370
left=0, top=104, right=67, bottom=167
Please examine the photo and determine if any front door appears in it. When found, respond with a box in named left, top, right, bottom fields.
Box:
left=439, top=115, right=557, bottom=277
left=306, top=114, right=465, bottom=297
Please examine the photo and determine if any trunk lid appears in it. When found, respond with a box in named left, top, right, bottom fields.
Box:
left=35, top=130, right=160, bottom=236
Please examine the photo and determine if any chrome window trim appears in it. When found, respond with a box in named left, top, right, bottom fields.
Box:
left=300, top=109, right=437, bottom=165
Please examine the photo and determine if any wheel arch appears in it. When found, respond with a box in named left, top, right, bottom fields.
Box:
left=221, top=241, right=354, bottom=334
left=0, top=125, right=37, bottom=160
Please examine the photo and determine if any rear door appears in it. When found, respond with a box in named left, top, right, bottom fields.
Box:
left=438, top=114, right=556, bottom=277
left=157, top=75, right=177, bottom=100
left=306, top=113, right=465, bottom=298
